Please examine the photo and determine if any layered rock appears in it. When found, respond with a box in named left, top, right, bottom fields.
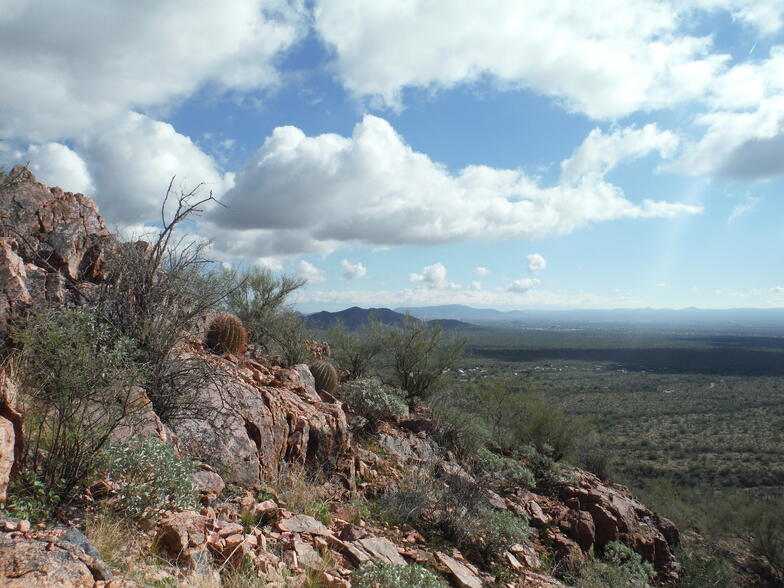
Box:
left=0, top=370, right=22, bottom=503
left=172, top=353, right=355, bottom=488
left=0, top=167, right=114, bottom=339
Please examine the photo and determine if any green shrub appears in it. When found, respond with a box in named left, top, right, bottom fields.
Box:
left=328, top=318, right=384, bottom=380
left=341, top=378, right=407, bottom=422
left=352, top=562, right=446, bottom=587
left=100, top=437, right=198, bottom=518
left=13, top=306, right=143, bottom=507
left=678, top=542, right=738, bottom=588
left=383, top=318, right=465, bottom=407
left=475, top=448, right=535, bottom=490
left=381, top=467, right=530, bottom=564
left=562, top=542, right=655, bottom=588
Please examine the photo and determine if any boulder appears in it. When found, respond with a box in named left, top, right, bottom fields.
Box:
left=172, top=363, right=355, bottom=487
left=0, top=518, right=125, bottom=587
left=436, top=552, right=483, bottom=588
left=0, top=370, right=22, bottom=503
left=0, top=167, right=115, bottom=340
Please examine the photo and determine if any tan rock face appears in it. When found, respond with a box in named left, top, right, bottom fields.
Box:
left=0, top=370, right=22, bottom=503
left=0, top=167, right=115, bottom=339
left=172, top=362, right=355, bottom=488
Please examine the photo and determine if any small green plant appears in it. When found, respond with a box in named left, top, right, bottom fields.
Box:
left=310, top=359, right=338, bottom=394
left=475, top=448, right=536, bottom=490
left=341, top=378, right=408, bottom=422
left=2, top=471, right=63, bottom=523
left=205, top=312, right=248, bottom=355
left=305, top=499, right=333, bottom=527
left=602, top=542, right=656, bottom=583
left=352, top=562, right=446, bottom=587
left=100, top=437, right=198, bottom=518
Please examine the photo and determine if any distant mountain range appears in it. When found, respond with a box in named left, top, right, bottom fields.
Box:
left=305, top=306, right=479, bottom=330
left=395, top=304, right=784, bottom=329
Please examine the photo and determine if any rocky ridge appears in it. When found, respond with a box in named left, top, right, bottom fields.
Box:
left=0, top=170, right=682, bottom=586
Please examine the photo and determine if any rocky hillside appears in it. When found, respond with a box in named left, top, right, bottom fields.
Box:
left=0, top=170, right=683, bottom=587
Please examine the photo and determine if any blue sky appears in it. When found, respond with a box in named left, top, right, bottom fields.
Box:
left=1, top=1, right=783, bottom=311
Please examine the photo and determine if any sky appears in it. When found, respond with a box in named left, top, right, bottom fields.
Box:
left=1, top=0, right=783, bottom=312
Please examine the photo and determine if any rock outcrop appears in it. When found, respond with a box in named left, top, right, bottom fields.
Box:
left=172, top=351, right=355, bottom=488
left=0, top=167, right=114, bottom=340
left=0, top=370, right=22, bottom=503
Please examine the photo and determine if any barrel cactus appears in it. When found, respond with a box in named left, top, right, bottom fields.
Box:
left=205, top=312, right=248, bottom=355
left=310, top=359, right=338, bottom=395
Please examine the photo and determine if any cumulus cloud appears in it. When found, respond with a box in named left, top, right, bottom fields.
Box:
left=313, top=0, right=725, bottom=118
left=2, top=142, right=94, bottom=194
left=526, top=253, right=547, bottom=272
left=508, top=278, right=540, bottom=293
left=74, top=112, right=234, bottom=226
left=0, top=1, right=304, bottom=141
left=474, top=266, right=490, bottom=276
left=296, top=260, right=326, bottom=284
left=409, top=262, right=456, bottom=289
left=671, top=49, right=784, bottom=179
left=470, top=281, right=482, bottom=290
left=341, top=259, right=367, bottom=280
left=210, top=115, right=701, bottom=257
left=560, top=124, right=679, bottom=183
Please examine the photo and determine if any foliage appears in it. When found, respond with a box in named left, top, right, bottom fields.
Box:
left=205, top=312, right=248, bottom=355
left=100, top=437, right=198, bottom=518
left=561, top=541, right=655, bottom=588
left=310, top=358, right=338, bottom=394
left=380, top=467, right=530, bottom=564
left=91, top=182, right=229, bottom=422
left=12, top=306, right=143, bottom=506
left=383, top=317, right=464, bottom=407
left=327, top=318, right=385, bottom=379
left=221, top=265, right=309, bottom=365
left=678, top=542, right=738, bottom=588
left=352, top=562, right=446, bottom=587
left=474, top=448, right=535, bottom=490
left=340, top=378, right=408, bottom=422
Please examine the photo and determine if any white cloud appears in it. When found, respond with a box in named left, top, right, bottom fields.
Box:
left=3, top=142, right=94, bottom=194
left=75, top=112, right=234, bottom=226
left=341, top=259, right=367, bottom=280
left=0, top=1, right=304, bottom=141
left=526, top=253, right=547, bottom=272
left=508, top=278, right=541, bottom=293
left=409, top=262, right=457, bottom=289
left=727, top=194, right=762, bottom=223
left=672, top=49, right=784, bottom=179
left=470, top=281, right=482, bottom=290
left=313, top=0, right=725, bottom=118
left=560, top=124, right=679, bottom=183
left=474, top=266, right=490, bottom=276
left=296, top=260, right=326, bottom=284
left=210, top=115, right=701, bottom=257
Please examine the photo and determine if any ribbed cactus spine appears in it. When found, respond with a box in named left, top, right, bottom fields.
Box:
left=310, top=359, right=338, bottom=395
left=205, top=312, right=248, bottom=355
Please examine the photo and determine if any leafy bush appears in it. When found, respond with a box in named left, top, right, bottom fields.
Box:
left=381, top=467, right=530, bottom=564
left=383, top=317, right=464, bottom=407
left=678, top=542, right=738, bottom=588
left=91, top=185, right=228, bottom=422
left=352, top=562, right=446, bottom=587
left=13, top=306, right=143, bottom=506
left=341, top=378, right=407, bottom=422
left=101, top=437, right=198, bottom=518
left=562, top=542, right=655, bottom=588
left=475, top=448, right=535, bottom=490
left=327, top=318, right=384, bottom=380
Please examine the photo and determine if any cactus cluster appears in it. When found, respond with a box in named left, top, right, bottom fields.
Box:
left=205, top=312, right=248, bottom=355
left=310, top=359, right=338, bottom=395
